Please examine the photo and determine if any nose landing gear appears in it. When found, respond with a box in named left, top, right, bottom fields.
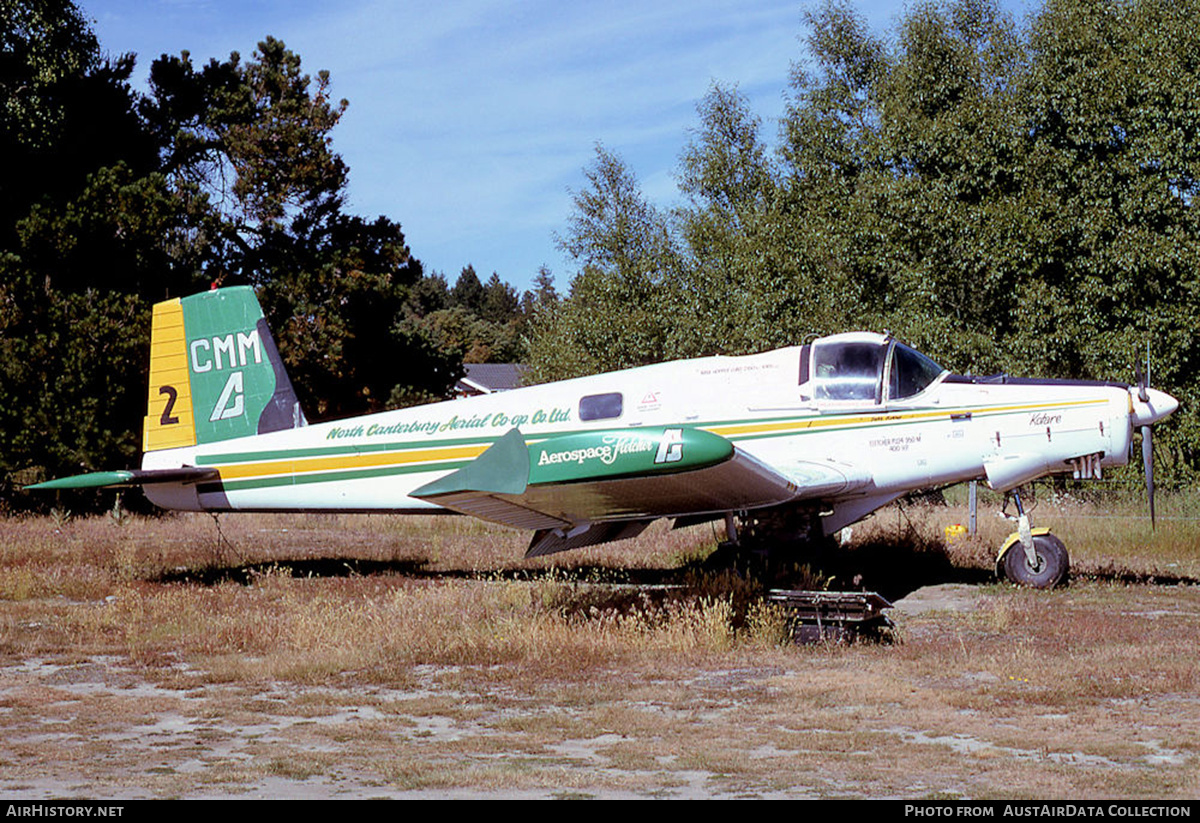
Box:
left=995, top=488, right=1069, bottom=588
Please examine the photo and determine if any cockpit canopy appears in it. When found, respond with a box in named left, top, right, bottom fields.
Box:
left=804, top=333, right=947, bottom=404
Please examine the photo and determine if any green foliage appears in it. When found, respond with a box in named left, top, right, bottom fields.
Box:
left=0, top=277, right=149, bottom=510
left=527, top=146, right=677, bottom=382
left=481, top=273, right=519, bottom=324
left=0, top=0, right=98, bottom=149
left=530, top=0, right=1200, bottom=482
left=398, top=265, right=531, bottom=370
left=450, top=265, right=485, bottom=314
left=0, top=1, right=177, bottom=508
left=140, top=38, right=461, bottom=420
left=0, top=3, right=527, bottom=507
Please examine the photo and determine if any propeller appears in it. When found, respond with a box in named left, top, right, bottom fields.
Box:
left=1136, top=356, right=1156, bottom=528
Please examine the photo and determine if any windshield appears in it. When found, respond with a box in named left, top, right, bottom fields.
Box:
left=810, top=337, right=946, bottom=404
left=887, top=342, right=946, bottom=399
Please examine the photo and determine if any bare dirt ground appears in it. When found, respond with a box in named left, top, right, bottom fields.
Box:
left=1, top=507, right=1198, bottom=799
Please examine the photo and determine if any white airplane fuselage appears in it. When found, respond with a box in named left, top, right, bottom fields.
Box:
left=141, top=338, right=1168, bottom=538
left=26, top=286, right=1175, bottom=585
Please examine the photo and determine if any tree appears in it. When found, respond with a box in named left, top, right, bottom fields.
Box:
left=0, top=1, right=159, bottom=242
left=519, top=265, right=560, bottom=324
left=671, top=83, right=803, bottom=357
left=449, top=265, right=485, bottom=313
left=481, top=272, right=519, bottom=324
left=529, top=0, right=1200, bottom=483
left=1010, top=0, right=1200, bottom=471
left=0, top=1, right=188, bottom=506
left=398, top=266, right=529, bottom=368
left=142, top=37, right=457, bottom=420
left=407, top=270, right=451, bottom=315
left=0, top=8, right=466, bottom=507
left=869, top=0, right=1028, bottom=371
left=527, top=146, right=678, bottom=382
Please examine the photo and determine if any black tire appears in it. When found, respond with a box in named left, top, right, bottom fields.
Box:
left=1001, top=533, right=1069, bottom=588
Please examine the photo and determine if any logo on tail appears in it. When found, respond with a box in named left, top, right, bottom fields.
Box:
left=143, top=287, right=306, bottom=452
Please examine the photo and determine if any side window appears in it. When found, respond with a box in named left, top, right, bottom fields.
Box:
left=579, top=392, right=623, bottom=421
left=888, top=343, right=946, bottom=400
left=798, top=345, right=811, bottom=398
left=813, top=342, right=885, bottom=402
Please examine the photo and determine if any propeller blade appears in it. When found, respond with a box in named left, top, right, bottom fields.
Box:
left=1136, top=361, right=1149, bottom=403
left=1141, top=424, right=1156, bottom=528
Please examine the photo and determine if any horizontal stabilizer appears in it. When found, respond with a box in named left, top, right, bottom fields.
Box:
left=26, top=467, right=219, bottom=491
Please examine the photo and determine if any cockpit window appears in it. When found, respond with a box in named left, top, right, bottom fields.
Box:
left=888, top=343, right=946, bottom=400
left=813, top=341, right=886, bottom=402
left=809, top=337, right=946, bottom=404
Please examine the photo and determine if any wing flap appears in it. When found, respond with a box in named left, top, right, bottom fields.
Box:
left=500, top=450, right=800, bottom=523
left=425, top=492, right=570, bottom=532
left=776, top=458, right=873, bottom=499
left=526, top=520, right=651, bottom=558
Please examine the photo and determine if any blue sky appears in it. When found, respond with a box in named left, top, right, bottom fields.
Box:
left=86, top=1, right=1025, bottom=292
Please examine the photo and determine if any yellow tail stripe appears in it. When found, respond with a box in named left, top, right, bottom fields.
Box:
left=143, top=298, right=197, bottom=451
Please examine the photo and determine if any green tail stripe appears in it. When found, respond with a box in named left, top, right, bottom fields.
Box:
left=180, top=287, right=305, bottom=445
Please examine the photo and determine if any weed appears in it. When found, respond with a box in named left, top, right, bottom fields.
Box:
left=1, top=506, right=1199, bottom=798
left=743, top=600, right=791, bottom=647
left=0, top=565, right=39, bottom=601
left=49, top=507, right=72, bottom=530
left=108, top=495, right=130, bottom=528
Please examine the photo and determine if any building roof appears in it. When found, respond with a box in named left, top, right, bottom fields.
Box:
left=455, top=363, right=528, bottom=395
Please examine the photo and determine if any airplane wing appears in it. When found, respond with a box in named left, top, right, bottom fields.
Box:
left=412, top=427, right=808, bottom=557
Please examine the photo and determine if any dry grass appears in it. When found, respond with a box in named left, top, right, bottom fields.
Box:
left=1, top=493, right=1199, bottom=798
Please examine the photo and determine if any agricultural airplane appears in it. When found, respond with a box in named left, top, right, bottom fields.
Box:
left=31, top=287, right=1179, bottom=588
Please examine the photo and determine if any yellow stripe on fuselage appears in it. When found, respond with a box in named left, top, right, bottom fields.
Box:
left=214, top=443, right=491, bottom=481
left=706, top=398, right=1107, bottom=439
left=200, top=397, right=1110, bottom=486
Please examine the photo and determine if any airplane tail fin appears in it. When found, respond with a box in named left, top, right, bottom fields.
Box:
left=143, top=286, right=306, bottom=452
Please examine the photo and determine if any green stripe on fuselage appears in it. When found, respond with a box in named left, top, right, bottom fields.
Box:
left=195, top=398, right=1100, bottom=487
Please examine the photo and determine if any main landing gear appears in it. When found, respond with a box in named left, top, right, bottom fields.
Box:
left=995, top=488, right=1069, bottom=588
left=702, top=506, right=829, bottom=583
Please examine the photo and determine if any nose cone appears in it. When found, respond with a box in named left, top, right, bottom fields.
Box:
left=1131, top=387, right=1179, bottom=427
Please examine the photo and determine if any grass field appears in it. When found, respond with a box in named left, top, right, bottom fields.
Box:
left=1, top=490, right=1198, bottom=798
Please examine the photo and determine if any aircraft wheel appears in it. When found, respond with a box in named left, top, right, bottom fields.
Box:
left=1001, top=533, right=1069, bottom=589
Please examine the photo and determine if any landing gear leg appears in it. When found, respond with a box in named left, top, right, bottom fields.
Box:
left=705, top=507, right=829, bottom=584
left=997, top=489, right=1069, bottom=588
